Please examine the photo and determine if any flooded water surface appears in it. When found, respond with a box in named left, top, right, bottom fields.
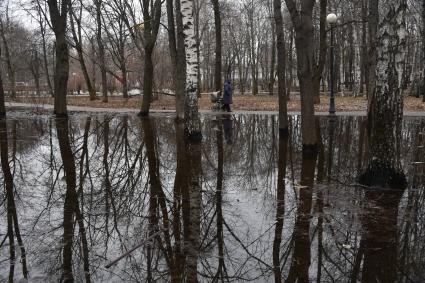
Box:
left=0, top=112, right=424, bottom=282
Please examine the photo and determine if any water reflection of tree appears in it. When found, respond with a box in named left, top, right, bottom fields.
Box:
left=272, top=131, right=287, bottom=283
left=56, top=117, right=91, bottom=282
left=360, top=190, right=403, bottom=282
left=1, top=114, right=425, bottom=282
left=0, top=117, right=28, bottom=281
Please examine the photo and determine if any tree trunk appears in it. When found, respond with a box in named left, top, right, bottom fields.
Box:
left=195, top=0, right=202, bottom=97
left=138, top=0, right=162, bottom=116
left=367, top=0, right=379, bottom=102
left=53, top=31, right=69, bottom=116
left=312, top=0, right=327, bottom=104
left=360, top=0, right=407, bottom=189
left=0, top=44, right=5, bottom=118
left=122, top=65, right=128, bottom=99
left=140, top=48, right=154, bottom=116
left=422, top=0, right=425, bottom=102
left=182, top=0, right=202, bottom=140
left=48, top=0, right=71, bottom=116
left=30, top=50, right=41, bottom=96
left=287, top=29, right=294, bottom=97
left=211, top=0, right=222, bottom=92
left=284, top=0, right=317, bottom=150
left=274, top=0, right=288, bottom=131
left=269, top=22, right=276, bottom=96
left=70, top=6, right=96, bottom=101
left=176, top=0, right=187, bottom=118
left=95, top=0, right=108, bottom=102
left=38, top=12, right=54, bottom=97
left=166, top=0, right=186, bottom=119
left=360, top=0, right=367, bottom=95
left=0, top=19, right=16, bottom=99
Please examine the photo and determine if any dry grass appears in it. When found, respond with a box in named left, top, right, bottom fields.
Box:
left=9, top=93, right=425, bottom=112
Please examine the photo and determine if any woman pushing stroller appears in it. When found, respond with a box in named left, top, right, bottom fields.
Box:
left=222, top=80, right=233, bottom=112
left=210, top=79, right=233, bottom=112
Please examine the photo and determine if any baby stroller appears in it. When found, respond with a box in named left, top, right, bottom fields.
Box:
left=210, top=91, right=224, bottom=111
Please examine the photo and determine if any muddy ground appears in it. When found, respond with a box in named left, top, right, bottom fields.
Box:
left=9, top=93, right=425, bottom=112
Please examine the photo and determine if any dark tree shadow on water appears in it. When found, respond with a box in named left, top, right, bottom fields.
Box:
left=0, top=118, right=28, bottom=282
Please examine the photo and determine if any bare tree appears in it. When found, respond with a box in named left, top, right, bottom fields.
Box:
left=211, top=0, right=222, bottom=91
left=422, top=0, right=425, bottom=102
left=274, top=0, right=288, bottom=131
left=94, top=0, right=108, bottom=102
left=138, top=0, right=162, bottom=116
left=360, top=0, right=407, bottom=189
left=0, top=41, right=5, bottom=117
left=69, top=1, right=97, bottom=100
left=0, top=16, right=16, bottom=98
left=47, top=0, right=71, bottom=116
left=284, top=0, right=317, bottom=149
left=166, top=0, right=186, bottom=119
left=182, top=0, right=202, bottom=139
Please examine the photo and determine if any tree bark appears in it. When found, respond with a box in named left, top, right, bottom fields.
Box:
left=269, top=21, right=276, bottom=96
left=284, top=0, right=317, bottom=150
left=48, top=0, right=71, bottom=116
left=70, top=4, right=96, bottom=101
left=0, top=19, right=16, bottom=99
left=312, top=0, right=327, bottom=104
left=95, top=0, right=108, bottom=102
left=182, top=0, right=202, bottom=140
left=360, top=0, right=407, bottom=189
left=138, top=0, right=162, bottom=116
left=367, top=0, right=379, bottom=102
left=166, top=0, right=186, bottom=120
left=0, top=44, right=5, bottom=118
left=211, top=0, right=222, bottom=92
left=274, top=0, right=288, bottom=131
left=38, top=12, right=54, bottom=97
left=422, top=0, right=425, bottom=102
left=140, top=47, right=155, bottom=115
left=360, top=0, right=368, bottom=95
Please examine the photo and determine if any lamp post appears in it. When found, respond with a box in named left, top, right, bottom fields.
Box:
left=327, top=13, right=337, bottom=115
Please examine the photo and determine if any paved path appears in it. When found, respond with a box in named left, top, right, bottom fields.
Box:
left=5, top=102, right=425, bottom=117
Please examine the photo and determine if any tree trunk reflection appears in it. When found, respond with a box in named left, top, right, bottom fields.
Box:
left=361, top=190, right=404, bottom=282
left=272, top=131, right=288, bottom=283
left=56, top=118, right=77, bottom=282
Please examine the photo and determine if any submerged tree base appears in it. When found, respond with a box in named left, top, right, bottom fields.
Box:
left=302, top=144, right=318, bottom=160
left=279, top=127, right=289, bottom=137
left=54, top=112, right=68, bottom=118
left=184, top=130, right=202, bottom=143
left=359, top=161, right=407, bottom=190
left=137, top=111, right=149, bottom=117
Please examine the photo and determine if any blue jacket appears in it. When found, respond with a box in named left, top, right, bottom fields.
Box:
left=223, top=81, right=233, bottom=104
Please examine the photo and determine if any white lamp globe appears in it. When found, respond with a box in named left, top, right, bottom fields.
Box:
left=326, top=13, right=338, bottom=24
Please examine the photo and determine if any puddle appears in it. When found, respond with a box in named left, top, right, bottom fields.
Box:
left=0, top=112, right=424, bottom=282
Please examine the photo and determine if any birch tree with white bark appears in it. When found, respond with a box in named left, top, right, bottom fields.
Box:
left=181, top=0, right=202, bottom=139
left=360, top=0, right=407, bottom=189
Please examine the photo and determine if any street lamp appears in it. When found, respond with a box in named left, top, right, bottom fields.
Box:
left=327, top=13, right=337, bottom=115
